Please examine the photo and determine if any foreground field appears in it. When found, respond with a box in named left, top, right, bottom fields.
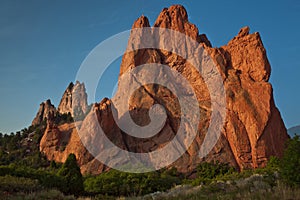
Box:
left=1, top=136, right=299, bottom=199
left=3, top=179, right=300, bottom=200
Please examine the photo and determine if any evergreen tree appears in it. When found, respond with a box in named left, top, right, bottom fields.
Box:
left=57, top=153, right=83, bottom=195
left=280, top=135, right=300, bottom=187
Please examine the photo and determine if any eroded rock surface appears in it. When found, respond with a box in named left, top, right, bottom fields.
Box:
left=38, top=5, right=289, bottom=173
left=58, top=81, right=88, bottom=117
left=32, top=99, right=57, bottom=126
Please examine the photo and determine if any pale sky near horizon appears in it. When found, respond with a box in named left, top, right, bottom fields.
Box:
left=0, top=0, right=299, bottom=133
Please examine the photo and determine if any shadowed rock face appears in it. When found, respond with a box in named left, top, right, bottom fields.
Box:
left=32, top=99, right=57, bottom=126
left=38, top=5, right=289, bottom=174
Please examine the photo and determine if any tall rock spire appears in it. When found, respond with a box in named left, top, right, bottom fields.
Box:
left=58, top=81, right=88, bottom=118
left=32, top=99, right=57, bottom=126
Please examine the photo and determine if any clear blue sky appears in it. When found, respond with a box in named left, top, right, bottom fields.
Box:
left=0, top=0, right=299, bottom=133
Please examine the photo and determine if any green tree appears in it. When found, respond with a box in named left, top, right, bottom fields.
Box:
left=50, top=160, right=57, bottom=169
left=57, top=153, right=83, bottom=195
left=280, top=135, right=300, bottom=187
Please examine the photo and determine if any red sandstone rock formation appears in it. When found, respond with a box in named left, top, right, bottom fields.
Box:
left=38, top=5, right=289, bottom=174
left=58, top=81, right=88, bottom=117
left=32, top=99, right=57, bottom=126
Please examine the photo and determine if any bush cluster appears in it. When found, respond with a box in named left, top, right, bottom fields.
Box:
left=0, top=154, right=83, bottom=196
left=84, top=168, right=181, bottom=196
left=0, top=126, right=299, bottom=198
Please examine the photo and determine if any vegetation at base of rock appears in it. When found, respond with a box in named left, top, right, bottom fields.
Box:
left=0, top=135, right=299, bottom=198
left=0, top=122, right=297, bottom=199
left=0, top=175, right=41, bottom=193
left=84, top=168, right=181, bottom=196
left=52, top=107, right=92, bottom=125
left=280, top=135, right=300, bottom=187
left=125, top=181, right=300, bottom=200
left=0, top=165, right=65, bottom=190
left=0, top=128, right=299, bottom=198
left=54, top=112, right=74, bottom=125
left=0, top=122, right=48, bottom=168
left=57, top=154, right=84, bottom=195
left=188, top=161, right=236, bottom=185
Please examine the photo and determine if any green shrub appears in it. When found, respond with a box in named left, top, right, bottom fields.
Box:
left=197, top=162, right=235, bottom=179
left=0, top=164, right=65, bottom=190
left=266, top=156, right=280, bottom=171
left=0, top=175, right=41, bottom=193
left=84, top=168, right=181, bottom=196
left=55, top=112, right=74, bottom=125
left=280, top=135, right=300, bottom=187
left=187, top=161, right=236, bottom=186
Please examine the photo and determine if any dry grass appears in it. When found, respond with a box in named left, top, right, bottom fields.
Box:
left=123, top=176, right=300, bottom=200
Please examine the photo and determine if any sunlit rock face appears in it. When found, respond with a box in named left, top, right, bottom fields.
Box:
left=58, top=81, right=88, bottom=117
left=38, top=5, right=289, bottom=174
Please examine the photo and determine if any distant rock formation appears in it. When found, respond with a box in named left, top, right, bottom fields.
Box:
left=40, top=99, right=116, bottom=174
left=32, top=81, right=88, bottom=126
left=37, top=5, right=289, bottom=174
left=58, top=81, right=88, bottom=117
left=32, top=99, right=56, bottom=126
left=287, top=126, right=300, bottom=137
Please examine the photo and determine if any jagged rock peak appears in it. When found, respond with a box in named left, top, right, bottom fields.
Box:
left=154, top=5, right=188, bottom=26
left=154, top=5, right=199, bottom=40
left=238, top=26, right=250, bottom=37
left=224, top=26, right=271, bottom=82
left=67, top=82, right=74, bottom=91
left=198, top=34, right=212, bottom=47
left=32, top=99, right=57, bottom=126
left=132, top=15, right=150, bottom=28
left=58, top=81, right=88, bottom=117
left=131, top=5, right=211, bottom=46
